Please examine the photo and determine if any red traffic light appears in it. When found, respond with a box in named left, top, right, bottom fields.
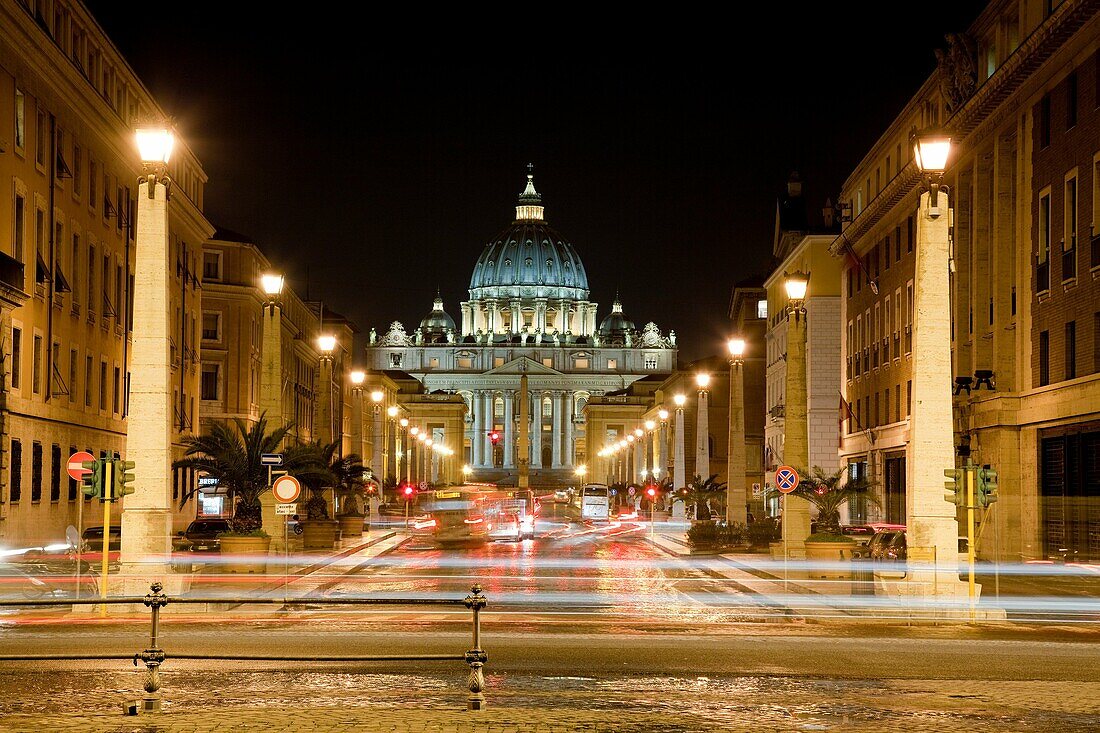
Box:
left=646, top=487, right=657, bottom=498
left=402, top=485, right=415, bottom=498
left=488, top=431, right=500, bottom=445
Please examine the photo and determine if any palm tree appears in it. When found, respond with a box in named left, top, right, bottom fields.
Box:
left=682, top=474, right=727, bottom=520
left=172, top=413, right=293, bottom=534
left=765, top=466, right=878, bottom=535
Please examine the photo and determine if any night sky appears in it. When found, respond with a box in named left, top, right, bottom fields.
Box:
left=86, top=3, right=986, bottom=362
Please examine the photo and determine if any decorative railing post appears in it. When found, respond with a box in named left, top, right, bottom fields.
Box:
left=463, top=583, right=488, bottom=710
left=134, top=581, right=168, bottom=713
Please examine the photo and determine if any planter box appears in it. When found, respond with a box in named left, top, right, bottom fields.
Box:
left=338, top=514, right=365, bottom=539
left=805, top=540, right=857, bottom=579
left=217, top=535, right=272, bottom=574
left=302, top=519, right=339, bottom=550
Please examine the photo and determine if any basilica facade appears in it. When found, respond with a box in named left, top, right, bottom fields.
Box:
left=363, top=171, right=677, bottom=485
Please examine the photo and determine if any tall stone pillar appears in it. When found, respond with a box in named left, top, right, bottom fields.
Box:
left=633, top=436, right=644, bottom=483
left=727, top=361, right=747, bottom=524
left=258, top=296, right=284, bottom=546
left=673, top=403, right=687, bottom=491
left=782, top=305, right=811, bottom=557
left=316, top=356, right=334, bottom=446
left=696, top=389, right=710, bottom=478
left=503, top=391, right=515, bottom=468
left=562, top=392, right=574, bottom=467
left=119, top=173, right=177, bottom=588
left=531, top=392, right=543, bottom=468
left=908, top=190, right=967, bottom=594
left=471, top=390, right=483, bottom=468
left=550, top=391, right=562, bottom=468
left=372, top=406, right=383, bottom=473
left=659, top=419, right=669, bottom=480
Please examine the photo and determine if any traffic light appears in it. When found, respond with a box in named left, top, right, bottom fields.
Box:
left=645, top=486, right=657, bottom=499
left=402, top=484, right=415, bottom=501
left=81, top=459, right=104, bottom=499
left=488, top=431, right=500, bottom=446
left=944, top=467, right=964, bottom=506
left=113, top=460, right=136, bottom=498
left=977, top=466, right=998, bottom=507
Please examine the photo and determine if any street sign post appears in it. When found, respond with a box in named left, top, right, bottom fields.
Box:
left=260, top=453, right=283, bottom=466
left=67, top=451, right=95, bottom=481
left=275, top=503, right=296, bottom=515
left=272, top=475, right=301, bottom=503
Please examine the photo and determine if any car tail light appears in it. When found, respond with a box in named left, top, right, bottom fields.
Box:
left=464, top=517, right=484, bottom=525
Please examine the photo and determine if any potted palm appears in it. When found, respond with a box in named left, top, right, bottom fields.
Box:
left=173, top=414, right=291, bottom=573
left=332, top=453, right=370, bottom=539
left=283, top=441, right=342, bottom=550
left=683, top=474, right=727, bottom=522
left=767, top=466, right=878, bottom=578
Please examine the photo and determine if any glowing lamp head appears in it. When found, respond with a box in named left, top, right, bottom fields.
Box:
left=575, top=465, right=587, bottom=476
left=260, top=274, right=285, bottom=297
left=695, top=373, right=711, bottom=389
left=318, top=335, right=337, bottom=354
left=135, top=127, right=174, bottom=165
left=387, top=405, right=399, bottom=418
left=425, top=439, right=433, bottom=447
left=634, top=428, right=644, bottom=438
left=462, top=464, right=472, bottom=475
left=370, top=390, right=384, bottom=403
left=627, top=435, right=635, bottom=443
left=417, top=433, right=427, bottom=443
left=410, top=426, right=419, bottom=436
left=658, top=409, right=669, bottom=421
left=727, top=338, right=746, bottom=359
left=399, top=418, right=409, bottom=427
left=913, top=130, right=952, bottom=175
left=673, top=394, right=686, bottom=407
left=644, top=420, right=656, bottom=431
left=784, top=271, right=809, bottom=303
left=350, top=370, right=365, bottom=385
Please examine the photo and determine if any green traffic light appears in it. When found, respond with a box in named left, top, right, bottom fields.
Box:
left=81, top=459, right=104, bottom=499
left=943, top=467, right=964, bottom=506
left=114, top=459, right=137, bottom=497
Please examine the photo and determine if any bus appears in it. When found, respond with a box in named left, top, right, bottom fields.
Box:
left=570, top=483, right=610, bottom=522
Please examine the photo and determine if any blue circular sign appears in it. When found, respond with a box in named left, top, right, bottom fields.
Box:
left=775, top=466, right=799, bottom=493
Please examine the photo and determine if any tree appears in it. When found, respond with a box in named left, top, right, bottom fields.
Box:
left=172, top=413, right=294, bottom=534
left=682, top=474, right=727, bottom=519
left=765, top=466, right=878, bottom=535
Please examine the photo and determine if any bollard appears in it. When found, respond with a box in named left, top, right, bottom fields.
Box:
left=132, top=581, right=168, bottom=714
left=463, top=584, right=488, bottom=710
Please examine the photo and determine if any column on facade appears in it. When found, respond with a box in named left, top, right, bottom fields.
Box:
left=531, top=391, right=543, bottom=468
left=695, top=390, right=710, bottom=479
left=534, top=299, right=547, bottom=333
left=372, top=406, right=383, bottom=472
left=472, top=390, right=484, bottom=468
left=659, top=422, right=669, bottom=479
left=550, top=391, right=562, bottom=467
left=562, top=391, right=574, bottom=467
left=461, top=302, right=473, bottom=336
left=503, top=390, right=515, bottom=468
left=510, top=300, right=521, bottom=334
left=484, top=391, right=496, bottom=467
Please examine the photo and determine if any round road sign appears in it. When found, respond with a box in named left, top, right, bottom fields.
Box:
left=67, top=451, right=95, bottom=481
left=272, top=475, right=301, bottom=503
left=775, top=465, right=799, bottom=494
left=628, top=486, right=636, bottom=496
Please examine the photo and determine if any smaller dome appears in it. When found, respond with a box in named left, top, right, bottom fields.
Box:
left=419, top=294, right=456, bottom=338
left=598, top=296, right=635, bottom=339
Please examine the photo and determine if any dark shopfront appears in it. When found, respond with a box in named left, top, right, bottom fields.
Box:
left=1041, top=427, right=1100, bottom=562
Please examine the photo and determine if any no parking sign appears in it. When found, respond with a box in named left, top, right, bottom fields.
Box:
left=775, top=466, right=799, bottom=494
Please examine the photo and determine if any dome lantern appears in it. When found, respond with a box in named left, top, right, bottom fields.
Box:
left=515, top=163, right=544, bottom=222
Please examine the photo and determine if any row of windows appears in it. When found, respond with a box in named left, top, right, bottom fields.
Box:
left=845, top=381, right=912, bottom=436
left=847, top=215, right=916, bottom=298
left=847, top=281, right=915, bottom=380
left=1037, top=314, right=1100, bottom=387
left=388, top=352, right=660, bottom=371
left=8, top=441, right=114, bottom=504
left=11, top=186, right=134, bottom=330
left=1037, top=54, right=1100, bottom=150
left=9, top=326, right=126, bottom=413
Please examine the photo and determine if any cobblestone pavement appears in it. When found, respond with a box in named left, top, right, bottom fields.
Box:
left=1, top=674, right=1099, bottom=732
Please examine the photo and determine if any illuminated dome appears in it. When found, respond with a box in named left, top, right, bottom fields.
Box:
left=419, top=293, right=456, bottom=339
left=468, top=171, right=590, bottom=302
left=598, top=296, right=635, bottom=341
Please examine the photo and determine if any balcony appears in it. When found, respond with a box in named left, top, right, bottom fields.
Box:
left=1037, top=260, right=1050, bottom=293
left=768, top=404, right=785, bottom=420
left=1091, top=230, right=1100, bottom=270
left=1062, top=244, right=1076, bottom=282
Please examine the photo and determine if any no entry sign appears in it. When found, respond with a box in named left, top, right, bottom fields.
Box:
left=775, top=465, right=799, bottom=494
left=67, top=451, right=95, bottom=481
left=272, top=475, right=301, bottom=503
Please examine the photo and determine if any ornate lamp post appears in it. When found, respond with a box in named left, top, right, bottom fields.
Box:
left=657, top=408, right=670, bottom=480
left=257, top=272, right=286, bottom=547
left=120, top=125, right=177, bottom=589
left=695, top=373, right=711, bottom=480
left=782, top=271, right=811, bottom=558
left=385, top=405, right=398, bottom=499
left=908, top=129, right=963, bottom=594
left=727, top=337, right=747, bottom=524
left=316, top=335, right=337, bottom=447
left=633, top=428, right=644, bottom=482
left=349, top=369, right=365, bottom=456
left=370, top=389, right=384, bottom=477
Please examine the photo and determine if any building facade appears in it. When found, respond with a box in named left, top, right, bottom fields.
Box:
left=729, top=276, right=768, bottom=517
left=364, top=172, right=677, bottom=487
left=0, top=0, right=212, bottom=545
left=834, top=0, right=1100, bottom=559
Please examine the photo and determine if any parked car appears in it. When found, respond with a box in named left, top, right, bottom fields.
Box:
left=867, top=527, right=971, bottom=566
left=844, top=523, right=905, bottom=558
left=79, top=525, right=121, bottom=569
left=172, top=518, right=232, bottom=553
left=554, top=488, right=573, bottom=504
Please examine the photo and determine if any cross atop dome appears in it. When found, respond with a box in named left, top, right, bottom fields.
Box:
left=515, top=163, right=545, bottom=222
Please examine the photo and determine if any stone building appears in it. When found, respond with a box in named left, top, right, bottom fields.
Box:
left=363, top=171, right=678, bottom=487
left=833, top=0, right=1100, bottom=559
left=0, top=0, right=212, bottom=544
left=729, top=275, right=768, bottom=517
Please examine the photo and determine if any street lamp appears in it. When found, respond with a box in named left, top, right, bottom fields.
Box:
left=912, top=129, right=952, bottom=214
left=349, top=370, right=366, bottom=492
left=782, top=271, right=811, bottom=558
left=727, top=337, right=747, bottom=525
left=315, top=335, right=337, bottom=448
left=672, top=394, right=687, bottom=502
left=119, top=124, right=177, bottom=591
left=695, top=373, right=711, bottom=480
left=261, top=274, right=284, bottom=299
left=908, top=128, right=963, bottom=595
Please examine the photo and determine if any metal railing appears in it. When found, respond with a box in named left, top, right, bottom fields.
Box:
left=0, top=582, right=489, bottom=713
